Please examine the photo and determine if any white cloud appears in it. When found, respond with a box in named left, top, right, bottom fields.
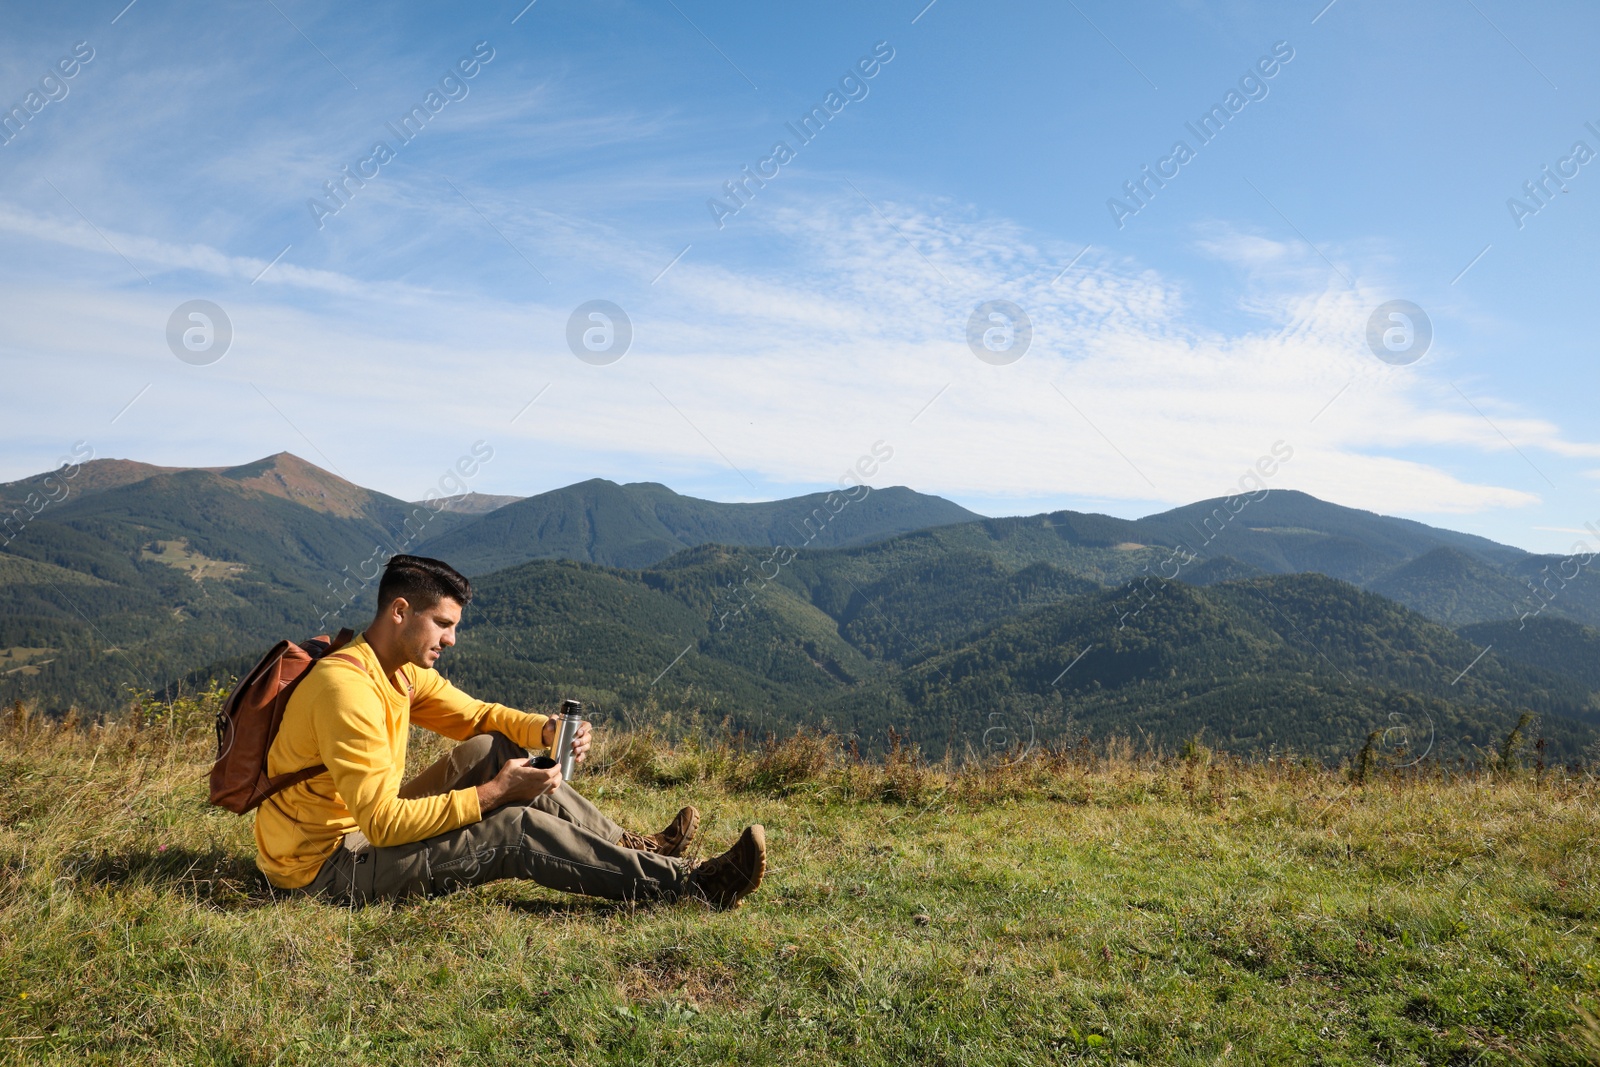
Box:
left=1, top=187, right=1596, bottom=525
left=1192, top=225, right=1293, bottom=267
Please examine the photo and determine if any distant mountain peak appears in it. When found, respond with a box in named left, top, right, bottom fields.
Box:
left=216, top=452, right=375, bottom=519
left=412, top=492, right=524, bottom=515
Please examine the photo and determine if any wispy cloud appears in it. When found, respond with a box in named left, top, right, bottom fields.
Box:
left=3, top=185, right=1593, bottom=520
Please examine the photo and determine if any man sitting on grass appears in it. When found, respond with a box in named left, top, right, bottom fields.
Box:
left=255, top=554, right=766, bottom=908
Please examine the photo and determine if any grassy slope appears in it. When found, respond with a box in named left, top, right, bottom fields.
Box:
left=1, top=699, right=1597, bottom=1066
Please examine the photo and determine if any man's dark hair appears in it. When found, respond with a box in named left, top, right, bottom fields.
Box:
left=375, top=555, right=472, bottom=614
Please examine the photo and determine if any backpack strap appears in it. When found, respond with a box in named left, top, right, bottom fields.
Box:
left=278, top=648, right=365, bottom=788
left=274, top=651, right=412, bottom=796
left=263, top=762, right=329, bottom=797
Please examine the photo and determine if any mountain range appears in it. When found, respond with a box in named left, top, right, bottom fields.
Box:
left=419, top=476, right=982, bottom=573
left=1, top=452, right=1594, bottom=762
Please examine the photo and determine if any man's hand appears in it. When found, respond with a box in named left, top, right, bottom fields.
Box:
left=540, top=716, right=593, bottom=764
left=476, top=757, right=562, bottom=813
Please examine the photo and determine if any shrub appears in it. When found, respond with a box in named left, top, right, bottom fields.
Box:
left=735, top=727, right=836, bottom=796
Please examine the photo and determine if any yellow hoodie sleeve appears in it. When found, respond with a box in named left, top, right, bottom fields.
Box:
left=408, top=666, right=550, bottom=753
left=308, top=665, right=482, bottom=848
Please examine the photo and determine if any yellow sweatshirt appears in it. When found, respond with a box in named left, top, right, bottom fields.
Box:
left=254, top=633, right=549, bottom=889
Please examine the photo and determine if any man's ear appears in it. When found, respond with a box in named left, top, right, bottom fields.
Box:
left=386, top=595, right=411, bottom=624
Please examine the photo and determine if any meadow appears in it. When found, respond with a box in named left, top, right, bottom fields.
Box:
left=1, top=691, right=1596, bottom=1065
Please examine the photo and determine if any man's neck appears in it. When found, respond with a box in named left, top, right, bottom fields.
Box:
left=361, top=629, right=410, bottom=690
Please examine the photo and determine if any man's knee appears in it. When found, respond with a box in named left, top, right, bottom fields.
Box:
left=443, top=732, right=526, bottom=790
left=487, top=732, right=531, bottom=766
left=456, top=733, right=498, bottom=761
left=462, top=731, right=524, bottom=762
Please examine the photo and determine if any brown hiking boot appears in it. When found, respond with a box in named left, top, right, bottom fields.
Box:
left=616, top=805, right=699, bottom=858
left=684, top=824, right=766, bottom=910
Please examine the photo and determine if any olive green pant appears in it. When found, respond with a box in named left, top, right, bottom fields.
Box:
left=297, top=732, right=690, bottom=905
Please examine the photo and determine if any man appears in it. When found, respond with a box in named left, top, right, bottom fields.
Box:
left=255, top=554, right=766, bottom=908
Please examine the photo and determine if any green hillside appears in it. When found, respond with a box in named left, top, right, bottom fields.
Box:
left=0, top=455, right=476, bottom=713
left=445, top=555, right=873, bottom=741
left=1459, top=615, right=1600, bottom=691
left=832, top=553, right=1100, bottom=665
left=415, top=479, right=983, bottom=574
left=1132, top=490, right=1528, bottom=579
left=853, top=572, right=1598, bottom=761
left=989, top=493, right=1600, bottom=633
left=3, top=452, right=1598, bottom=767
left=432, top=550, right=1598, bottom=763
left=1180, top=555, right=1267, bottom=585
left=1367, top=547, right=1535, bottom=625
left=1503, top=554, right=1600, bottom=628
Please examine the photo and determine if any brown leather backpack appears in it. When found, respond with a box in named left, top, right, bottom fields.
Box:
left=209, top=628, right=357, bottom=813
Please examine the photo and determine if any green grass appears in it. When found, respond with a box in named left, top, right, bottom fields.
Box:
left=1, top=697, right=1597, bottom=1066
left=138, top=539, right=248, bottom=582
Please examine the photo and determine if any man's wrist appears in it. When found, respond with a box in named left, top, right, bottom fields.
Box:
left=475, top=778, right=503, bottom=814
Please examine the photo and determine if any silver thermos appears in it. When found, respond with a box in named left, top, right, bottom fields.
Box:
left=551, top=699, right=585, bottom=780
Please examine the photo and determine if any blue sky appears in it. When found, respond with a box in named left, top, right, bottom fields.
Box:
left=1, top=0, right=1598, bottom=553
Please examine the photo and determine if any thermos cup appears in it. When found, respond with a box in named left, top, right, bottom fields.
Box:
left=551, top=698, right=585, bottom=780
left=525, top=755, right=558, bottom=796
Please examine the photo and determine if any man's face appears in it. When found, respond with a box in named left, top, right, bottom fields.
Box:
left=396, top=596, right=462, bottom=669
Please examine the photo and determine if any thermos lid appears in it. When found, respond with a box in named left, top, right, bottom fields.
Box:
left=560, top=698, right=583, bottom=715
